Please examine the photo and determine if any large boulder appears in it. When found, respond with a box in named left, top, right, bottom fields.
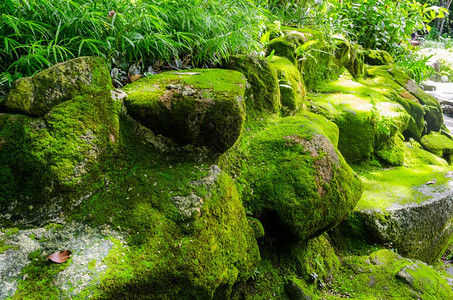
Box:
left=239, top=113, right=362, bottom=241
left=4, top=57, right=112, bottom=116
left=222, top=54, right=281, bottom=113
left=123, top=69, right=245, bottom=153
left=353, top=143, right=453, bottom=263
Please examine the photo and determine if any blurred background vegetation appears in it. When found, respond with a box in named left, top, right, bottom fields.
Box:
left=1, top=0, right=452, bottom=97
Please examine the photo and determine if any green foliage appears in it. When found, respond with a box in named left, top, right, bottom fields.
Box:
left=262, top=0, right=352, bottom=36
left=0, top=0, right=267, bottom=89
left=395, top=52, right=435, bottom=84
left=335, top=0, right=447, bottom=54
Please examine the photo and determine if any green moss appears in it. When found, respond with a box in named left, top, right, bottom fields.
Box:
left=267, top=27, right=340, bottom=90
left=123, top=69, right=246, bottom=153
left=0, top=228, right=18, bottom=253
left=363, top=50, right=394, bottom=66
left=376, top=132, right=405, bottom=166
left=388, top=68, right=443, bottom=133
left=328, top=213, right=385, bottom=256
left=44, top=223, right=64, bottom=231
left=308, top=92, right=375, bottom=163
left=247, top=217, right=265, bottom=239
left=89, top=171, right=259, bottom=299
left=270, top=56, right=305, bottom=113
left=332, top=37, right=351, bottom=68
left=239, top=113, right=362, bottom=241
left=231, top=259, right=288, bottom=300
left=360, top=67, right=426, bottom=140
left=420, top=131, right=453, bottom=163
left=405, top=140, right=449, bottom=167
left=222, top=54, right=281, bottom=113
left=51, top=116, right=261, bottom=299
left=308, top=74, right=412, bottom=164
left=3, top=77, right=34, bottom=114
left=5, top=57, right=112, bottom=117
left=267, top=32, right=307, bottom=66
left=0, top=90, right=120, bottom=213
left=355, top=163, right=451, bottom=211
left=13, top=250, right=71, bottom=299
left=345, top=44, right=366, bottom=78
left=285, top=233, right=340, bottom=283
left=323, top=249, right=453, bottom=299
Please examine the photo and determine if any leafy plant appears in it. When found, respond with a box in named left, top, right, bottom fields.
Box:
left=0, top=0, right=268, bottom=94
left=335, top=0, right=448, bottom=55
left=395, top=52, right=435, bottom=84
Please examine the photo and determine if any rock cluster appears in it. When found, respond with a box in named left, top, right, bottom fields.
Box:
left=0, top=26, right=452, bottom=299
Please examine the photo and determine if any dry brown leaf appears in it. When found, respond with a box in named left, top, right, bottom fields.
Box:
left=47, top=250, right=72, bottom=263
left=129, top=74, right=142, bottom=82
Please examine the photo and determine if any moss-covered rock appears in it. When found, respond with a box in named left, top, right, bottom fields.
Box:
left=94, top=168, right=260, bottom=299
left=0, top=90, right=120, bottom=217
left=4, top=57, right=111, bottom=116
left=326, top=249, right=453, bottom=298
left=222, top=54, right=281, bottom=113
left=362, top=66, right=426, bottom=140
left=332, top=37, right=351, bottom=68
left=267, top=27, right=341, bottom=90
left=285, top=233, right=340, bottom=283
left=267, top=31, right=308, bottom=66
left=123, top=69, right=246, bottom=153
left=308, top=77, right=410, bottom=164
left=376, top=132, right=405, bottom=166
left=420, top=131, right=453, bottom=163
left=352, top=143, right=453, bottom=263
left=270, top=56, right=305, bottom=113
left=345, top=44, right=366, bottom=78
left=389, top=68, right=443, bottom=133
left=239, top=113, right=362, bottom=241
left=363, top=49, right=394, bottom=66
left=0, top=163, right=260, bottom=299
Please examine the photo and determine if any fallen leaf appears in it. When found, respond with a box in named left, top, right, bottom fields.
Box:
left=129, top=74, right=142, bottom=82
left=47, top=250, right=72, bottom=263
left=425, top=179, right=437, bottom=185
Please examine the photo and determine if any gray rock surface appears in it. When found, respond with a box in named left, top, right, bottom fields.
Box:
left=171, top=165, right=221, bottom=221
left=0, top=222, right=125, bottom=299
left=356, top=173, right=453, bottom=263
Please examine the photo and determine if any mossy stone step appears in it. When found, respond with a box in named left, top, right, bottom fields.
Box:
left=353, top=143, right=453, bottom=263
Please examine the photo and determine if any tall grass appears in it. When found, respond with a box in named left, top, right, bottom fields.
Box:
left=0, top=0, right=268, bottom=95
